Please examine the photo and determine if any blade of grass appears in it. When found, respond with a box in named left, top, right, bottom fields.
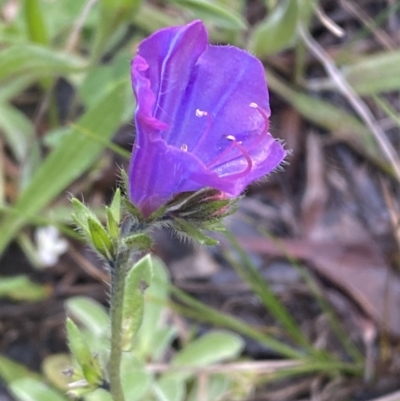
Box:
left=0, top=79, right=128, bottom=254
left=0, top=44, right=86, bottom=84
left=70, top=123, right=130, bottom=159
left=373, top=96, right=400, bottom=127
left=299, top=25, right=400, bottom=182
left=24, top=0, right=49, bottom=45
left=0, top=204, right=80, bottom=239
left=245, top=216, right=364, bottom=364
left=168, top=285, right=304, bottom=360
left=222, top=230, right=311, bottom=350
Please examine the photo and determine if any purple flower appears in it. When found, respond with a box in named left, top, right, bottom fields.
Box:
left=129, top=20, right=285, bottom=217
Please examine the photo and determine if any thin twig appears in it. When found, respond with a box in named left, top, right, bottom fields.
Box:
left=299, top=25, right=400, bottom=182
left=65, top=0, right=98, bottom=52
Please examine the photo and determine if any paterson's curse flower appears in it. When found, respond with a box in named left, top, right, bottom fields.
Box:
left=129, top=20, right=285, bottom=217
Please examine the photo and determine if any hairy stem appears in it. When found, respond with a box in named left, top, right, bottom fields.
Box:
left=109, top=258, right=127, bottom=401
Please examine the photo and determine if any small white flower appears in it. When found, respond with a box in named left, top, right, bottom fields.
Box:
left=35, top=226, right=68, bottom=267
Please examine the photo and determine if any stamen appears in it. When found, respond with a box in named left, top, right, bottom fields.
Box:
left=181, top=144, right=188, bottom=151
left=249, top=103, right=270, bottom=135
left=207, top=137, right=253, bottom=178
left=196, top=109, right=208, bottom=117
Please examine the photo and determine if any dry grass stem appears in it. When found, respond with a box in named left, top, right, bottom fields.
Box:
left=299, top=25, right=400, bottom=182
left=314, top=5, right=345, bottom=38
left=340, top=0, right=396, bottom=50
left=146, top=360, right=301, bottom=374
left=65, top=0, right=99, bottom=52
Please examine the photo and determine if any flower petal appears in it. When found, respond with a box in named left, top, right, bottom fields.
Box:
left=129, top=20, right=286, bottom=215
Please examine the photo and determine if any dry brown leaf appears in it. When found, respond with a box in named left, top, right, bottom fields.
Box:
left=239, top=237, right=400, bottom=336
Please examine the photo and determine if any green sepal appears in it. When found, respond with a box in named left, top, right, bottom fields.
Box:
left=109, top=188, right=121, bottom=224
left=166, top=188, right=218, bottom=212
left=87, top=217, right=114, bottom=260
left=122, top=197, right=142, bottom=222
left=121, top=255, right=153, bottom=351
left=81, top=356, right=103, bottom=386
left=71, top=198, right=97, bottom=239
left=106, top=206, right=119, bottom=241
left=147, top=204, right=167, bottom=223
left=200, top=220, right=227, bottom=232
left=173, top=218, right=219, bottom=246
left=66, top=318, right=103, bottom=386
left=179, top=199, right=231, bottom=220
left=122, top=233, right=152, bottom=251
left=120, top=168, right=129, bottom=195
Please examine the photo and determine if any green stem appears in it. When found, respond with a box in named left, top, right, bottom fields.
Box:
left=109, top=259, right=127, bottom=401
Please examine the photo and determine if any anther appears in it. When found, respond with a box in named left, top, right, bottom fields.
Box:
left=196, top=109, right=208, bottom=117
left=180, top=144, right=188, bottom=151
left=249, top=102, right=258, bottom=108
left=225, top=135, right=236, bottom=141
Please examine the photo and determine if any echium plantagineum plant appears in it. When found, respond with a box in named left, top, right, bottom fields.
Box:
left=68, top=20, right=285, bottom=401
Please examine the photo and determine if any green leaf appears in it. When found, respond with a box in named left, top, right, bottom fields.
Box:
left=133, top=3, right=184, bottom=33
left=85, top=389, right=113, bottom=401
left=65, top=296, right=109, bottom=338
left=0, top=102, right=42, bottom=186
left=187, top=374, right=230, bottom=401
left=24, top=0, right=49, bottom=45
left=0, top=355, right=39, bottom=383
left=121, top=255, right=153, bottom=350
left=154, top=377, right=185, bottom=401
left=0, top=275, right=50, bottom=301
left=0, top=79, right=128, bottom=254
left=121, top=355, right=152, bottom=401
left=136, top=257, right=172, bottom=358
left=0, top=44, right=85, bottom=84
left=168, top=0, right=246, bottom=30
left=9, top=377, right=68, bottom=401
left=0, top=76, right=33, bottom=102
left=0, top=102, right=33, bottom=161
left=167, top=331, right=244, bottom=381
left=92, top=0, right=142, bottom=61
left=249, top=0, right=298, bottom=56
left=344, top=51, right=400, bottom=95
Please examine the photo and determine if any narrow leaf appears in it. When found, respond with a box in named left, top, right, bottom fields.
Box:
left=0, top=79, right=127, bottom=253
left=0, top=44, right=85, bottom=84
left=24, top=0, right=49, bottom=45
left=10, top=377, right=68, bottom=401
left=65, top=296, right=109, bottom=337
left=249, top=0, right=298, bottom=56
left=168, top=0, right=246, bottom=30
left=121, top=255, right=153, bottom=350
